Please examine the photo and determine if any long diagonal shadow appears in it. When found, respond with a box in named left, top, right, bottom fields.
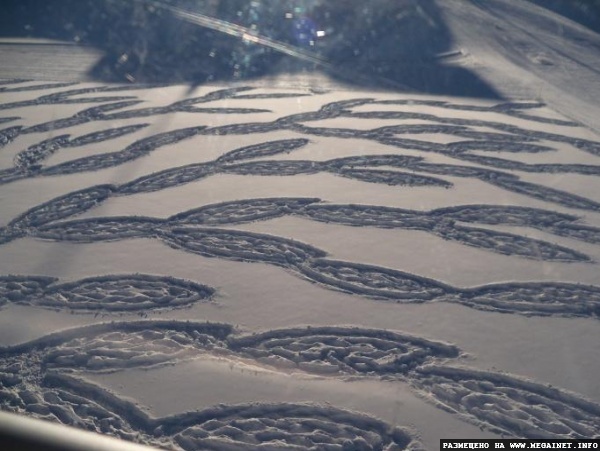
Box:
left=0, top=0, right=501, bottom=97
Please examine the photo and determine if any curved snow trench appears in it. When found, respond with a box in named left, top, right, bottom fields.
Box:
left=1, top=40, right=600, bottom=450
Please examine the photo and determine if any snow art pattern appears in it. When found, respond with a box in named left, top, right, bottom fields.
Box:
left=1, top=321, right=599, bottom=443
left=2, top=79, right=600, bottom=448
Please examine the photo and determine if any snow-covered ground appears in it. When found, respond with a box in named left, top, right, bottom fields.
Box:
left=1, top=1, right=599, bottom=449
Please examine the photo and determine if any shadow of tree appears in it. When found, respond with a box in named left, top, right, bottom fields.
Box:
left=0, top=0, right=500, bottom=98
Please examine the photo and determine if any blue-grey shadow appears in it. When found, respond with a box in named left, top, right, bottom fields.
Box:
left=0, top=0, right=501, bottom=98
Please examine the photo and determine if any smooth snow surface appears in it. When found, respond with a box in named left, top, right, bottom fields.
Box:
left=1, top=0, right=600, bottom=449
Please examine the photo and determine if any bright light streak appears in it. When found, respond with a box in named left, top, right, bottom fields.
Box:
left=141, top=0, right=410, bottom=90
left=153, top=2, right=329, bottom=68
